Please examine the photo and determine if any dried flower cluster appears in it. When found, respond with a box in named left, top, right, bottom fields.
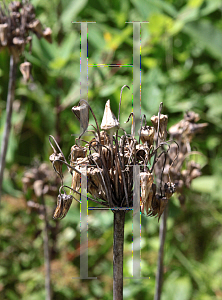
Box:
left=23, top=162, right=59, bottom=198
left=0, top=0, right=52, bottom=79
left=159, top=111, right=208, bottom=206
left=48, top=85, right=206, bottom=221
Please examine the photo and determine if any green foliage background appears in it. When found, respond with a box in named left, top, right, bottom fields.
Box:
left=0, top=0, right=222, bottom=299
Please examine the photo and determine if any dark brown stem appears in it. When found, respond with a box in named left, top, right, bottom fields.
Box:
left=0, top=55, right=17, bottom=201
left=154, top=203, right=168, bottom=300
left=113, top=210, right=125, bottom=300
left=41, top=195, right=52, bottom=300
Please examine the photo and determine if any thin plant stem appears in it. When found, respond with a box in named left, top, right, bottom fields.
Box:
left=113, top=210, right=125, bottom=300
left=154, top=203, right=169, bottom=300
left=0, top=55, right=17, bottom=201
left=41, top=195, right=52, bottom=300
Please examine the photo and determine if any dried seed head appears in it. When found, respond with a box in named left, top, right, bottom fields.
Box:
left=151, top=114, right=168, bottom=140
left=101, top=100, right=119, bottom=134
left=20, top=62, right=32, bottom=82
left=0, top=24, right=8, bottom=46
left=140, top=126, right=155, bottom=146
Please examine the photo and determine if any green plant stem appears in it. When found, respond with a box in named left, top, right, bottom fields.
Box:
left=0, top=55, right=17, bottom=201
left=154, top=204, right=169, bottom=300
left=41, top=195, right=52, bottom=300
left=113, top=210, right=125, bottom=300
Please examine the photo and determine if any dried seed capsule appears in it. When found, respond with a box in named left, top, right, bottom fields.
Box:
left=61, top=194, right=73, bottom=219
left=71, top=167, right=81, bottom=192
left=151, top=114, right=168, bottom=141
left=49, top=152, right=64, bottom=179
left=20, top=62, right=32, bottom=82
left=13, top=37, right=25, bottom=45
left=53, top=194, right=63, bottom=219
left=142, top=189, right=153, bottom=215
left=140, top=172, right=154, bottom=204
left=70, top=145, right=87, bottom=162
left=28, top=19, right=43, bottom=36
left=53, top=194, right=73, bottom=219
left=72, top=101, right=89, bottom=134
left=139, top=126, right=155, bottom=146
left=0, top=24, right=8, bottom=46
left=158, top=196, right=168, bottom=220
left=33, top=180, right=44, bottom=197
left=164, top=182, right=176, bottom=199
left=43, top=27, right=52, bottom=43
left=101, top=100, right=119, bottom=134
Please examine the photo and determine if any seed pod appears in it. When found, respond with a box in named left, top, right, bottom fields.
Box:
left=49, top=152, right=64, bottom=179
left=71, top=167, right=81, bottom=192
left=158, top=196, right=168, bottom=220
left=20, top=62, right=32, bottom=82
left=88, top=168, right=107, bottom=201
left=70, top=145, right=87, bottom=162
left=140, top=125, right=155, bottom=146
left=72, top=100, right=89, bottom=133
left=53, top=194, right=63, bottom=219
left=28, top=19, right=43, bottom=36
left=13, top=36, right=25, bottom=45
left=190, top=168, right=201, bottom=180
left=136, top=144, right=146, bottom=160
left=142, top=188, right=153, bottom=215
left=140, top=172, right=153, bottom=204
left=151, top=114, right=168, bottom=141
left=53, top=193, right=73, bottom=219
left=164, top=182, right=176, bottom=199
left=0, top=24, right=8, bottom=46
left=43, top=27, right=52, bottom=43
left=33, top=179, right=44, bottom=197
left=12, top=37, right=25, bottom=58
left=101, top=100, right=119, bottom=135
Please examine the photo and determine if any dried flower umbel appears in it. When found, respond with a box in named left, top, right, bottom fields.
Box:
left=49, top=86, right=202, bottom=221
